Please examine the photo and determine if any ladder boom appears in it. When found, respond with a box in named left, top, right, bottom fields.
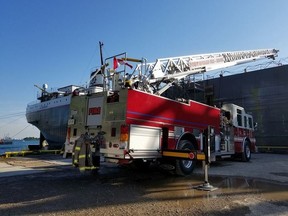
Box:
left=107, top=48, right=279, bottom=95
left=137, top=49, right=278, bottom=82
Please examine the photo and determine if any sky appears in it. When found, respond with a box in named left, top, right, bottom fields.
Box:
left=1, top=0, right=288, bottom=139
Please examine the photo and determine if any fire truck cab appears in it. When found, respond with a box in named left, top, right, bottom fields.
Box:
left=219, top=104, right=256, bottom=161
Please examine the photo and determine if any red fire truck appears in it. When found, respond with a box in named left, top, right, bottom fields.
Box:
left=67, top=48, right=278, bottom=176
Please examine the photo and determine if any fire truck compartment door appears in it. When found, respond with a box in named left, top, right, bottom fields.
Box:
left=129, top=125, right=161, bottom=151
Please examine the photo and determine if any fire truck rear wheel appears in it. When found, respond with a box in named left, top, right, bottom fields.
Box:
left=241, top=141, right=251, bottom=162
left=175, top=140, right=196, bottom=176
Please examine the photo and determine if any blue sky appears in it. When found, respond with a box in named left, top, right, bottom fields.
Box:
left=1, top=0, right=288, bottom=139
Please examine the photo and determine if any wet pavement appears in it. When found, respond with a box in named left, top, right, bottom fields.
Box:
left=0, top=153, right=287, bottom=215
left=194, top=153, right=288, bottom=183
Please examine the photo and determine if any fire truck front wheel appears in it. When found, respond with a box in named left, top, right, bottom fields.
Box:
left=241, top=140, right=251, bottom=162
left=175, top=140, right=196, bottom=176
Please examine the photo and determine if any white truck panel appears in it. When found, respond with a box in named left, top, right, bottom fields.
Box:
left=129, top=125, right=161, bottom=151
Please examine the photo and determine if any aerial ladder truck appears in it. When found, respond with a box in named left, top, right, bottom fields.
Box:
left=67, top=48, right=278, bottom=176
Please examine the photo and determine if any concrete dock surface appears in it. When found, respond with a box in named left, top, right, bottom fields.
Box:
left=0, top=154, right=71, bottom=178
left=0, top=153, right=287, bottom=215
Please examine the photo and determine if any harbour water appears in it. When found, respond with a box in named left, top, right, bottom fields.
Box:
left=0, top=140, right=39, bottom=155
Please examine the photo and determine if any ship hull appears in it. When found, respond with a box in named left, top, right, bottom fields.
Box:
left=170, top=65, right=288, bottom=151
left=26, top=95, right=71, bottom=149
left=212, top=65, right=288, bottom=150
left=205, top=65, right=288, bottom=149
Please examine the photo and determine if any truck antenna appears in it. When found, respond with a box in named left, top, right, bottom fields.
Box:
left=99, top=41, right=104, bottom=66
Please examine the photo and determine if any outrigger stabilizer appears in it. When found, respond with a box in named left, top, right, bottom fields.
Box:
left=194, top=126, right=218, bottom=191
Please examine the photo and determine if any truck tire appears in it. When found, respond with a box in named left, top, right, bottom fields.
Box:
left=241, top=140, right=251, bottom=162
left=175, top=140, right=196, bottom=176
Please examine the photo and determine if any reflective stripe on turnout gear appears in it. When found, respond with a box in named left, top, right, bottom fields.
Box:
left=79, top=154, right=86, bottom=159
left=79, top=166, right=99, bottom=171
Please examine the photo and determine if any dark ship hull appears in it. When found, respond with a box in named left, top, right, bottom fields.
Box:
left=167, top=65, right=288, bottom=152
left=205, top=65, right=288, bottom=151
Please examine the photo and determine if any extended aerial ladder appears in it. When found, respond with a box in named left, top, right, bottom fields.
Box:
left=123, top=48, right=279, bottom=95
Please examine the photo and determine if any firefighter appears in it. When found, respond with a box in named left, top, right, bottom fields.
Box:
left=72, top=135, right=83, bottom=167
left=72, top=133, right=98, bottom=172
left=221, top=111, right=232, bottom=126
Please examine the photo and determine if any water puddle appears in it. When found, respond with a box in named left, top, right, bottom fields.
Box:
left=141, top=174, right=288, bottom=202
